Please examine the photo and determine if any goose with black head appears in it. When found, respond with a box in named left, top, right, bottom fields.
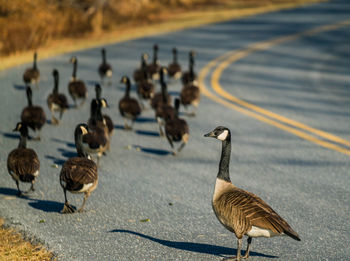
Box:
left=21, top=86, right=46, bottom=140
left=7, top=122, right=40, bottom=196
left=47, top=69, right=69, bottom=125
left=60, top=124, right=98, bottom=213
left=204, top=126, right=300, bottom=261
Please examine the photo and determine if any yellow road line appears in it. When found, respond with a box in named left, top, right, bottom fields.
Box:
left=199, top=19, right=350, bottom=156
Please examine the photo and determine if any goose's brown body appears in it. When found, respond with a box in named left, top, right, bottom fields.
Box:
left=21, top=106, right=46, bottom=131
left=212, top=180, right=300, bottom=240
left=180, top=84, right=200, bottom=107
left=205, top=126, right=300, bottom=260
left=60, top=157, right=98, bottom=193
left=8, top=148, right=40, bottom=183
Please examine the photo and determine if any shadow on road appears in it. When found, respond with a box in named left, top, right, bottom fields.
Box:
left=13, top=84, right=26, bottom=91
left=0, top=130, right=20, bottom=139
left=51, top=138, right=75, bottom=148
left=135, top=130, right=160, bottom=137
left=132, top=145, right=172, bottom=156
left=110, top=229, right=277, bottom=259
left=57, top=148, right=77, bottom=158
left=28, top=199, right=64, bottom=213
left=45, top=155, right=66, bottom=165
left=134, top=117, right=156, bottom=124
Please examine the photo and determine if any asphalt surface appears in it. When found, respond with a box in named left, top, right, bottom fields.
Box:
left=1, top=1, right=350, bottom=260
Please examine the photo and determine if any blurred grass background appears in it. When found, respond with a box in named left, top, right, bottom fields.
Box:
left=0, top=0, right=323, bottom=57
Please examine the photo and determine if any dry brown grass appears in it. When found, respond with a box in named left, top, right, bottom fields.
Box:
left=0, top=218, right=55, bottom=261
left=0, top=0, right=325, bottom=56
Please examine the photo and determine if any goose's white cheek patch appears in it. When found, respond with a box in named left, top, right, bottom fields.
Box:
left=217, top=130, right=228, bottom=141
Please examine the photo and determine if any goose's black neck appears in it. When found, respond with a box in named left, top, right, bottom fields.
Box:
left=124, top=79, right=131, bottom=97
left=72, top=60, right=77, bottom=78
left=90, top=100, right=99, bottom=125
left=174, top=98, right=180, bottom=116
left=161, top=83, right=168, bottom=103
left=74, top=129, right=88, bottom=158
left=173, top=48, right=178, bottom=63
left=102, top=49, right=106, bottom=64
left=33, top=53, right=37, bottom=70
left=18, top=128, right=28, bottom=149
left=153, top=46, right=158, bottom=64
left=95, top=85, right=102, bottom=100
left=26, top=88, right=33, bottom=107
left=217, top=134, right=231, bottom=182
left=53, top=73, right=59, bottom=94
left=159, top=69, right=165, bottom=85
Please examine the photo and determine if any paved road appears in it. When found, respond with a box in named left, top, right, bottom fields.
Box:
left=1, top=0, right=350, bottom=260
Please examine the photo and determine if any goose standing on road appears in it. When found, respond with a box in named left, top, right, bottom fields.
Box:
left=60, top=123, right=98, bottom=213
left=180, top=80, right=200, bottom=117
left=68, top=56, right=87, bottom=107
left=98, top=48, right=113, bottom=85
left=23, top=52, right=40, bottom=88
left=136, top=58, right=155, bottom=108
left=95, top=84, right=114, bottom=136
left=181, top=51, right=197, bottom=86
left=47, top=69, right=69, bottom=125
left=84, top=99, right=109, bottom=163
left=155, top=82, right=176, bottom=136
left=7, top=122, right=40, bottom=196
left=133, top=53, right=149, bottom=83
left=150, top=67, right=171, bottom=110
left=147, top=44, right=161, bottom=80
left=119, top=76, right=141, bottom=130
left=164, top=99, right=189, bottom=155
left=167, top=48, right=182, bottom=79
left=204, top=126, right=300, bottom=261
left=21, top=86, right=46, bottom=140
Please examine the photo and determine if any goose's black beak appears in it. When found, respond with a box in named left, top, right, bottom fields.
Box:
left=204, top=131, right=215, bottom=138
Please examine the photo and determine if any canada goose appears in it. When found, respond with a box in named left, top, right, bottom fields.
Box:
left=155, top=82, right=176, bottom=137
left=133, top=53, right=149, bottom=83
left=180, top=81, right=200, bottom=117
left=164, top=99, right=189, bottom=155
left=60, top=123, right=98, bottom=213
left=7, top=122, right=40, bottom=196
left=181, top=51, right=197, bottom=86
left=150, top=67, right=171, bottom=110
left=136, top=58, right=155, bottom=108
left=95, top=84, right=114, bottom=136
left=204, top=126, right=300, bottom=261
left=98, top=48, right=113, bottom=85
left=47, top=69, right=69, bottom=125
left=68, top=56, right=87, bottom=107
left=23, top=52, right=40, bottom=88
left=21, top=86, right=46, bottom=140
left=167, top=48, right=182, bottom=79
left=84, top=99, right=109, bottom=163
left=147, top=44, right=161, bottom=80
left=119, top=76, right=142, bottom=130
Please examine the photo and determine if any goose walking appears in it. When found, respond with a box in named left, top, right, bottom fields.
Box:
left=47, top=69, right=69, bottom=125
left=60, top=124, right=98, bottom=213
left=7, top=122, right=40, bottom=196
left=133, top=53, right=149, bottom=83
left=98, top=48, right=113, bottom=85
left=147, top=44, right=161, bottom=80
left=164, top=99, right=189, bottom=155
left=167, top=48, right=182, bottom=79
left=150, top=67, right=171, bottom=110
left=23, top=52, right=40, bottom=88
left=119, top=76, right=141, bottom=130
left=84, top=99, right=109, bottom=163
left=181, top=51, right=197, bottom=86
left=68, top=56, right=87, bottom=107
left=204, top=126, right=300, bottom=261
left=21, top=86, right=46, bottom=140
left=95, top=84, right=114, bottom=136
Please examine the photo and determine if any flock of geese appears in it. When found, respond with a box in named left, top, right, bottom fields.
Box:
left=6, top=45, right=300, bottom=260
